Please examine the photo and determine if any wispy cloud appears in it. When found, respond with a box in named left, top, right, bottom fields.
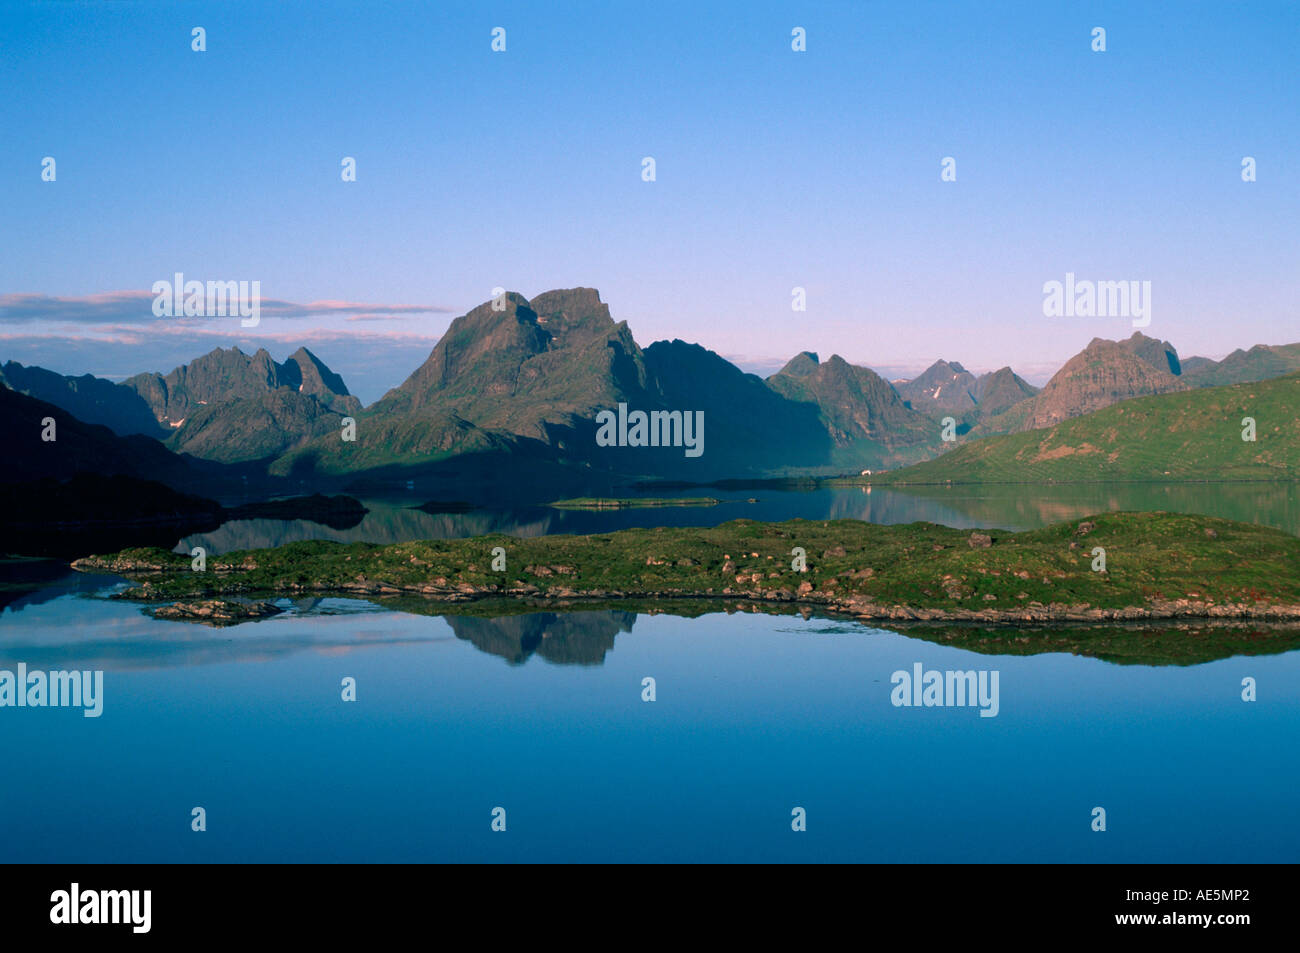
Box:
left=0, top=326, right=441, bottom=348
left=0, top=291, right=454, bottom=325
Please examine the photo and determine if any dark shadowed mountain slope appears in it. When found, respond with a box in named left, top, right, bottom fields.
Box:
left=0, top=386, right=196, bottom=485
left=644, top=340, right=834, bottom=472
left=765, top=351, right=936, bottom=466
left=1, top=361, right=166, bottom=438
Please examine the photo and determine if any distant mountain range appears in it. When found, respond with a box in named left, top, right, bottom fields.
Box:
left=894, top=359, right=1039, bottom=422
left=1181, top=343, right=1300, bottom=388
left=4, top=287, right=1298, bottom=489
left=861, top=371, right=1300, bottom=484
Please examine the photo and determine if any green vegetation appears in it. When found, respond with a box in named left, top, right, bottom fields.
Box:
left=894, top=621, right=1300, bottom=666
left=73, top=511, right=1300, bottom=622
left=549, top=496, right=721, bottom=509
left=839, top=373, right=1300, bottom=485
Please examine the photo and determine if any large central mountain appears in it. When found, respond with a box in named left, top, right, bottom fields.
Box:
left=276, top=288, right=937, bottom=480
left=372, top=289, right=649, bottom=441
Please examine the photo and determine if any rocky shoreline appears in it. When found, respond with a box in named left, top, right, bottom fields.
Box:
left=149, top=599, right=284, bottom=624
left=117, top=581, right=1300, bottom=625
left=71, top=511, right=1300, bottom=627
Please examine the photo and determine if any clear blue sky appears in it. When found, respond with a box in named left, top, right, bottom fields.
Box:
left=2, top=0, right=1296, bottom=402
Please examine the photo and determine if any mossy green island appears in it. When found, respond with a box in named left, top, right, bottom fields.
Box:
left=73, top=511, right=1300, bottom=626
left=548, top=497, right=721, bottom=509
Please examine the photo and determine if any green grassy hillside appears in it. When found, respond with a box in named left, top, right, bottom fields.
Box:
left=850, top=373, right=1299, bottom=484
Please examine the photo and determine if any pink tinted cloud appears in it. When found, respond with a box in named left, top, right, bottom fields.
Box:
left=0, top=291, right=454, bottom=324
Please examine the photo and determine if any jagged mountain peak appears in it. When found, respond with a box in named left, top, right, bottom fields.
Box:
left=286, top=346, right=353, bottom=400
left=986, top=336, right=1187, bottom=433
left=1082, top=332, right=1181, bottom=376
left=380, top=287, right=648, bottom=428
left=897, top=359, right=980, bottom=413
left=776, top=351, right=821, bottom=377
left=119, top=342, right=358, bottom=435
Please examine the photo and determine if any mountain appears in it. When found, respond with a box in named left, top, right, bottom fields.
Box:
left=892, top=360, right=1038, bottom=429
left=15, top=285, right=1293, bottom=487
left=0, top=473, right=226, bottom=558
left=982, top=335, right=1187, bottom=433
left=1117, top=331, right=1182, bottom=376
left=764, top=351, right=935, bottom=466
left=305, top=289, right=837, bottom=480
left=1, top=361, right=166, bottom=438
left=972, top=367, right=1039, bottom=417
left=275, top=293, right=1291, bottom=484
left=163, top=389, right=353, bottom=464
left=374, top=288, right=649, bottom=440
left=117, top=346, right=361, bottom=463
left=123, top=346, right=360, bottom=429
left=895, top=360, right=980, bottom=414
left=0, top=385, right=198, bottom=485
left=644, top=340, right=835, bottom=472
left=298, top=288, right=660, bottom=478
left=1179, top=356, right=1216, bottom=375
left=1182, top=343, right=1300, bottom=388
left=862, top=372, right=1299, bottom=484
left=282, top=347, right=362, bottom=413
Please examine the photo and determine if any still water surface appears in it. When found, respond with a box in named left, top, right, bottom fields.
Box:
left=4, top=481, right=1296, bottom=862
left=1, top=587, right=1295, bottom=863
left=181, top=482, right=1300, bottom=554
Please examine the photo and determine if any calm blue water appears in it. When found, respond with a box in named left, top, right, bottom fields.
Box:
left=178, top=482, right=1300, bottom=554
left=2, top=583, right=1296, bottom=863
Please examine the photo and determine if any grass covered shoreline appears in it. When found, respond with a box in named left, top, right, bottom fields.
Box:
left=548, top=496, right=722, bottom=509
left=71, top=511, right=1300, bottom=624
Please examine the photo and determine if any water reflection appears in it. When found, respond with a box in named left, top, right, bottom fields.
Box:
left=4, top=583, right=1298, bottom=671
left=175, top=482, right=1300, bottom=555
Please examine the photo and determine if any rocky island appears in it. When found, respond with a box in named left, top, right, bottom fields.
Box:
left=71, top=511, right=1300, bottom=625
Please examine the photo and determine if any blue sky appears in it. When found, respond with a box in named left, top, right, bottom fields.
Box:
left=1, top=0, right=1296, bottom=403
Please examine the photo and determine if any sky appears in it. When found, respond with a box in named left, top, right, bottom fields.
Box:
left=1, top=0, right=1297, bottom=404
